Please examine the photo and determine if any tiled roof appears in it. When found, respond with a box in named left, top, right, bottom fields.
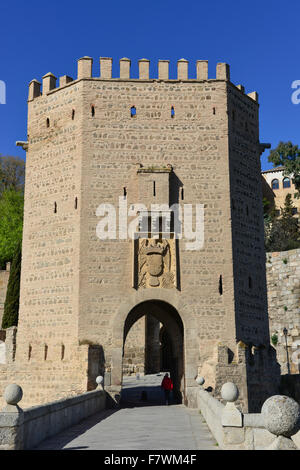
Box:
left=261, top=165, right=285, bottom=174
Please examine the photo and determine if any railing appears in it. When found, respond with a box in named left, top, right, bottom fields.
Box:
left=195, top=377, right=300, bottom=450
left=0, top=376, right=106, bottom=450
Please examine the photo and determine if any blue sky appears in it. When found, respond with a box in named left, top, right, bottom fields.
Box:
left=1, top=0, right=299, bottom=170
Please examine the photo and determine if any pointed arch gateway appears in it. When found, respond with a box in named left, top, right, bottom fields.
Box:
left=109, top=290, right=197, bottom=405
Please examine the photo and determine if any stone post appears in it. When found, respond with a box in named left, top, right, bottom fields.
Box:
left=100, top=57, right=113, bottom=79
left=59, top=75, right=73, bottom=87
left=196, top=60, right=208, bottom=80
left=216, top=63, right=230, bottom=81
left=120, top=58, right=131, bottom=79
left=42, top=73, right=56, bottom=94
left=0, top=384, right=24, bottom=450
left=28, top=79, right=41, bottom=101
left=138, top=59, right=150, bottom=79
left=177, top=59, right=188, bottom=80
left=261, top=395, right=300, bottom=450
left=77, top=56, right=93, bottom=79
left=158, top=60, right=169, bottom=80
left=221, top=382, right=243, bottom=427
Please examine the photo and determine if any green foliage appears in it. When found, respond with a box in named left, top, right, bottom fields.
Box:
left=0, top=155, right=25, bottom=195
left=271, top=334, right=278, bottom=346
left=2, top=242, right=22, bottom=328
left=0, top=189, right=24, bottom=268
left=265, top=193, right=300, bottom=252
left=283, top=258, right=288, bottom=264
left=268, top=141, right=300, bottom=197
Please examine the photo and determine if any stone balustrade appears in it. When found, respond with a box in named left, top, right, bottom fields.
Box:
left=195, top=377, right=300, bottom=450
left=0, top=377, right=106, bottom=450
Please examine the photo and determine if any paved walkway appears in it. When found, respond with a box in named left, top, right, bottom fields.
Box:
left=35, top=374, right=217, bottom=450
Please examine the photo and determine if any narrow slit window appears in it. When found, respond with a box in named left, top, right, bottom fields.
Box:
left=44, top=344, right=48, bottom=361
left=171, top=106, right=175, bottom=118
left=61, top=344, right=65, bottom=361
left=131, top=106, right=136, bottom=117
left=219, top=275, right=223, bottom=295
left=54, top=202, right=57, bottom=214
left=91, top=105, right=95, bottom=117
left=153, top=180, right=156, bottom=197
left=181, top=187, right=184, bottom=200
left=213, top=107, right=216, bottom=115
left=28, top=345, right=32, bottom=361
left=72, top=109, right=75, bottom=120
left=46, top=118, right=50, bottom=128
left=75, top=197, right=78, bottom=209
left=123, top=187, right=127, bottom=199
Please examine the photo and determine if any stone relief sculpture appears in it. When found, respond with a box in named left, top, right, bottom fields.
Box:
left=136, top=238, right=176, bottom=289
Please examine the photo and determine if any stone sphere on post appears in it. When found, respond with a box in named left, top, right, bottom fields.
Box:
left=196, top=376, right=205, bottom=386
left=261, top=395, right=300, bottom=438
left=221, top=382, right=239, bottom=402
left=96, top=376, right=104, bottom=386
left=4, top=384, right=23, bottom=405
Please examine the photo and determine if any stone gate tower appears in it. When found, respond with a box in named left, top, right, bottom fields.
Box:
left=3, top=56, right=280, bottom=411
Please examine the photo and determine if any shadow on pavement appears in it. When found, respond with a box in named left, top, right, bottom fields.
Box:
left=34, top=408, right=119, bottom=450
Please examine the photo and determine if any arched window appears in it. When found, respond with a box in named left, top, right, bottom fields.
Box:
left=283, top=177, right=291, bottom=188
left=271, top=179, right=279, bottom=190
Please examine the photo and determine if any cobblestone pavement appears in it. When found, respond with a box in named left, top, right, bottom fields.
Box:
left=35, top=374, right=218, bottom=450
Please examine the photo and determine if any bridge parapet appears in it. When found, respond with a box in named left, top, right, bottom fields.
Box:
left=0, top=378, right=106, bottom=450
left=195, top=378, right=300, bottom=450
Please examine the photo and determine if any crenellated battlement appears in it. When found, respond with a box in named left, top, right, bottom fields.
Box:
left=28, top=56, right=258, bottom=103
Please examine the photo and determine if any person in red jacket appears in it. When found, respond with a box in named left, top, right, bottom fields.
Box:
left=161, top=373, right=173, bottom=405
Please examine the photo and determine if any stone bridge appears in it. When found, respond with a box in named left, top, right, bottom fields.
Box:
left=1, top=374, right=300, bottom=451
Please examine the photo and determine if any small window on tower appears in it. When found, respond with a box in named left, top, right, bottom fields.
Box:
left=219, top=275, right=223, bottom=295
left=44, top=344, right=48, bottom=361
left=72, top=109, right=75, bottom=120
left=131, top=106, right=136, bottom=117
left=46, top=118, right=50, bottom=128
left=91, top=105, right=95, bottom=117
left=171, top=106, right=175, bottom=118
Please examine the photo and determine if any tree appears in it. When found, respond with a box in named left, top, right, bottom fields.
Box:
left=0, top=189, right=24, bottom=269
left=0, top=155, right=25, bottom=195
left=268, top=141, right=300, bottom=197
left=2, top=242, right=22, bottom=328
left=265, top=194, right=300, bottom=252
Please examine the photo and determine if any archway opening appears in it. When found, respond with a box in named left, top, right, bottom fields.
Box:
left=121, top=300, right=184, bottom=405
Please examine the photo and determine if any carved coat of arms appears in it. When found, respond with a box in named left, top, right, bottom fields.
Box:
left=135, top=238, right=176, bottom=289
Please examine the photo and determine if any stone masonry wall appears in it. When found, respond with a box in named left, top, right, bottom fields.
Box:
left=266, top=248, right=300, bottom=375
left=0, top=265, right=10, bottom=328
left=0, top=57, right=278, bottom=410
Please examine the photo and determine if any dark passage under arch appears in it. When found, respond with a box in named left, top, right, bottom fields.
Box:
left=122, top=300, right=184, bottom=405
